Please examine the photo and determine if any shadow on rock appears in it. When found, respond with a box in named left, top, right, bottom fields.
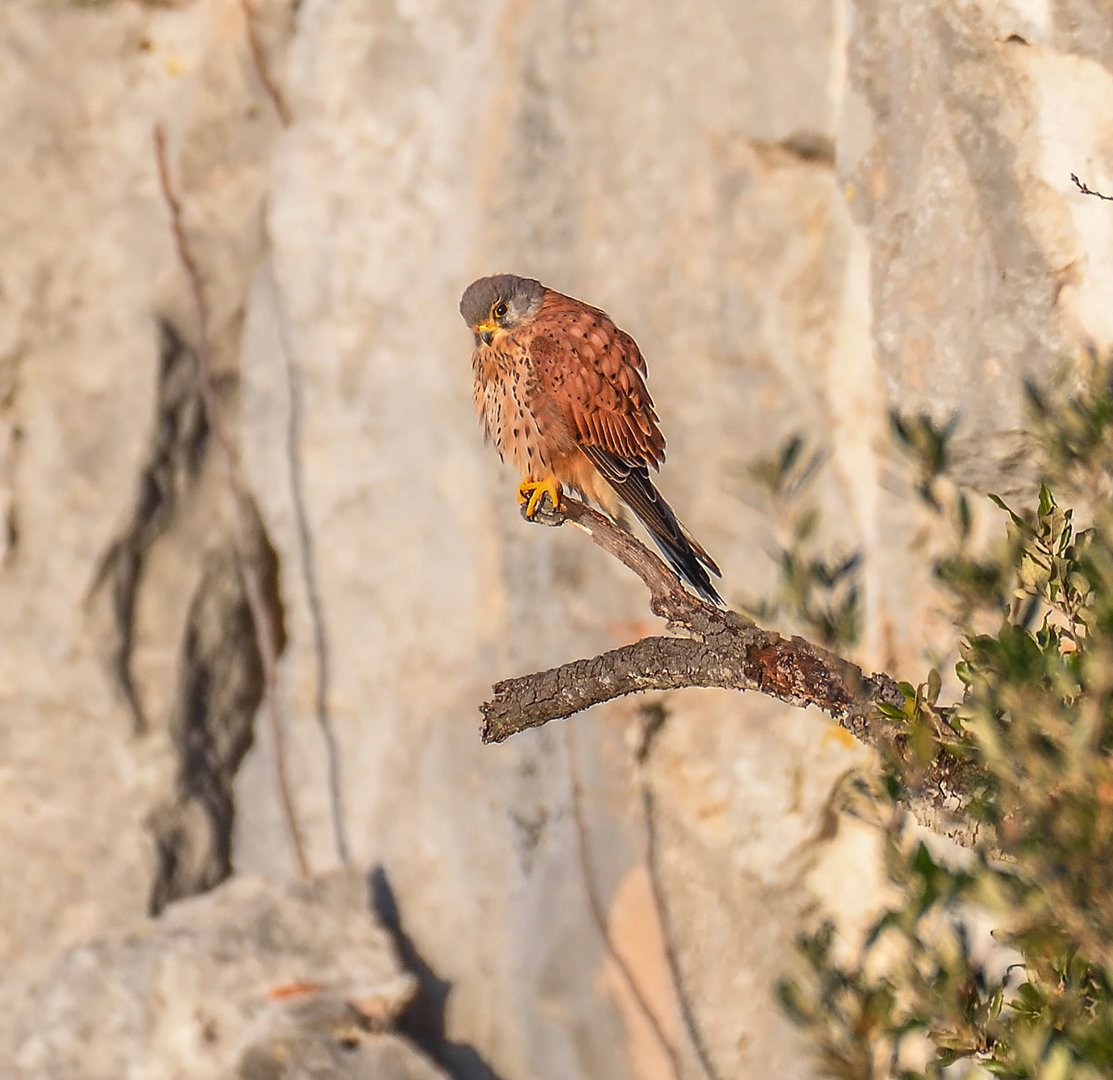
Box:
left=368, top=866, right=505, bottom=1080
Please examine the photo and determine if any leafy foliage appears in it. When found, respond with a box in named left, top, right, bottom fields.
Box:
left=777, top=358, right=1113, bottom=1078
left=747, top=434, right=863, bottom=649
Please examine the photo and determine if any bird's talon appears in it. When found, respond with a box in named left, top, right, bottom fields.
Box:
left=518, top=477, right=562, bottom=518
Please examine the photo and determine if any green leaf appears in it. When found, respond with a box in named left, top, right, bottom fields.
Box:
left=989, top=492, right=1030, bottom=532
left=927, top=668, right=942, bottom=705
left=1039, top=482, right=1055, bottom=518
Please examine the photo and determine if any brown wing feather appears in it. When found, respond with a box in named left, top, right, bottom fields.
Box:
left=581, top=444, right=722, bottom=603
left=527, top=290, right=722, bottom=605
left=528, top=292, right=666, bottom=468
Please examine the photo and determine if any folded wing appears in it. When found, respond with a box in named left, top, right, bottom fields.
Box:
left=529, top=293, right=722, bottom=605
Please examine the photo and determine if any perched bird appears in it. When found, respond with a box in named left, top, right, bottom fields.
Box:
left=459, top=273, right=722, bottom=605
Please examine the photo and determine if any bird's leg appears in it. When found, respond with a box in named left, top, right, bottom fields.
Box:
left=517, top=476, right=563, bottom=518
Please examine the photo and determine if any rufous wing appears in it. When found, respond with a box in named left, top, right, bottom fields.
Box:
left=529, top=292, right=722, bottom=604
left=528, top=295, right=666, bottom=468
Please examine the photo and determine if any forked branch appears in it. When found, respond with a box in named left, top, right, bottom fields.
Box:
left=479, top=496, right=975, bottom=839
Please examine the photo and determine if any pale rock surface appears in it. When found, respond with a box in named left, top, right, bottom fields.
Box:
left=0, top=0, right=1111, bottom=1078
left=1, top=870, right=439, bottom=1080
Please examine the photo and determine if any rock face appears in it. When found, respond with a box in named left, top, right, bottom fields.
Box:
left=1, top=870, right=442, bottom=1079
left=0, top=1, right=1110, bottom=1078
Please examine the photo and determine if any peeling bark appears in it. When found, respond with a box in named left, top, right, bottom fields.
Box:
left=480, top=497, right=979, bottom=843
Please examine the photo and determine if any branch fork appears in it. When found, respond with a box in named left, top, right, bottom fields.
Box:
left=479, top=496, right=974, bottom=839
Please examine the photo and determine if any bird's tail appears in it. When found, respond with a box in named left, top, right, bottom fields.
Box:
left=582, top=446, right=723, bottom=605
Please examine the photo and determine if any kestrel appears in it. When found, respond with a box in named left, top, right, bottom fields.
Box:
left=460, top=273, right=722, bottom=605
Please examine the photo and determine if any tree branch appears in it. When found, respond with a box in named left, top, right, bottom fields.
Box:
left=1071, top=172, right=1113, bottom=202
left=481, top=497, right=904, bottom=742
left=154, top=124, right=310, bottom=878
left=240, top=0, right=292, bottom=128
left=479, top=496, right=978, bottom=841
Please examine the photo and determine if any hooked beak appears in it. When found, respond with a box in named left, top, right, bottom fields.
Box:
left=475, top=321, right=497, bottom=346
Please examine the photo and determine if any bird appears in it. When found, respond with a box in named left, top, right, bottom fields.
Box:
left=459, top=273, right=723, bottom=605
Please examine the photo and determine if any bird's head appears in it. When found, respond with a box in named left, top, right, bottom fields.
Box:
left=460, top=274, right=545, bottom=347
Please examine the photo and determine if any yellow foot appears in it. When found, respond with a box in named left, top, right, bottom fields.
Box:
left=517, top=476, right=563, bottom=518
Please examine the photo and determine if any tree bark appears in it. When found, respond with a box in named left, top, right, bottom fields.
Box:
left=479, top=496, right=980, bottom=845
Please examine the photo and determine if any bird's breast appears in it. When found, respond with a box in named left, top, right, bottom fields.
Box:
left=472, top=344, right=548, bottom=477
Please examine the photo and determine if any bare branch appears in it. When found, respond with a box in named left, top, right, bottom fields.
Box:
left=479, top=496, right=977, bottom=840
left=1071, top=172, right=1113, bottom=202
left=154, top=124, right=309, bottom=878
left=240, top=0, right=292, bottom=127
left=639, top=778, right=723, bottom=1080
left=565, top=730, right=685, bottom=1080
left=269, top=264, right=350, bottom=865
left=481, top=498, right=903, bottom=742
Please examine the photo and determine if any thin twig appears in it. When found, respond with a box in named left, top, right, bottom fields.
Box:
left=1070, top=173, right=1113, bottom=202
left=154, top=123, right=309, bottom=879
left=565, top=727, right=683, bottom=1080
left=271, top=264, right=351, bottom=864
left=240, top=0, right=292, bottom=127
left=640, top=782, right=722, bottom=1080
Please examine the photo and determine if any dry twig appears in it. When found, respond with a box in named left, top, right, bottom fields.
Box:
left=565, top=730, right=684, bottom=1080
left=238, top=1, right=347, bottom=860
left=270, top=265, right=350, bottom=864
left=154, top=124, right=309, bottom=878
left=480, top=496, right=973, bottom=839
left=1071, top=172, right=1113, bottom=202
left=638, top=780, right=722, bottom=1080
left=240, top=0, right=292, bottom=127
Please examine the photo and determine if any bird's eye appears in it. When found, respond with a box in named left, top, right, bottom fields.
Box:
left=493, top=301, right=509, bottom=320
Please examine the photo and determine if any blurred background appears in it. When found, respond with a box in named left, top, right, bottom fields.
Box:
left=1, top=1, right=1111, bottom=1077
